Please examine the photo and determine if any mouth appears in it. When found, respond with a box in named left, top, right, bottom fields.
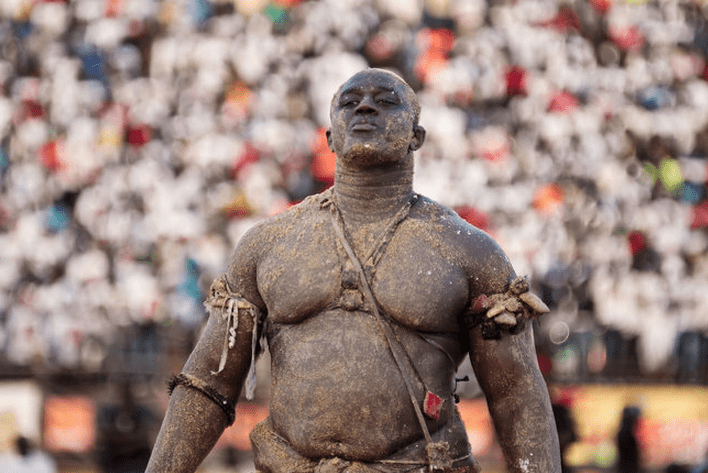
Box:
left=350, top=121, right=377, bottom=132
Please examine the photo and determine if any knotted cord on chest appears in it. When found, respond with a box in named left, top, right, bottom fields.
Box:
left=322, top=193, right=458, bottom=472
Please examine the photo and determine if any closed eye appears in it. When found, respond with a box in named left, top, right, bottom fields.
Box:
left=338, top=94, right=361, bottom=107
left=375, top=91, right=399, bottom=105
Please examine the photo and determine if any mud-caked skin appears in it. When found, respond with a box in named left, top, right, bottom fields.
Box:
left=145, top=69, right=561, bottom=473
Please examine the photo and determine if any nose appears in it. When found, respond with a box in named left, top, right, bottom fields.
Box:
left=354, top=96, right=377, bottom=114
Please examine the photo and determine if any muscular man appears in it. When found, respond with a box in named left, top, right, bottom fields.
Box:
left=145, top=68, right=561, bottom=473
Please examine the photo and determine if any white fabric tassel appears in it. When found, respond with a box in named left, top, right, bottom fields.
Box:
left=204, top=276, right=263, bottom=399
left=212, top=298, right=238, bottom=375
left=244, top=309, right=260, bottom=401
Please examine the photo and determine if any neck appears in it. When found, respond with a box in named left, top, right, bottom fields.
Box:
left=332, top=156, right=415, bottom=226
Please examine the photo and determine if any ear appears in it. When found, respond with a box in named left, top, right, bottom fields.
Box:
left=409, top=125, right=426, bottom=151
left=326, top=129, right=334, bottom=152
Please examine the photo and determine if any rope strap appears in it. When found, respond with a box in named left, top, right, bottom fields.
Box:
left=325, top=195, right=457, bottom=472
left=168, top=373, right=236, bottom=425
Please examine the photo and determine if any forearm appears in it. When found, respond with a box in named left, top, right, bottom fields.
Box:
left=146, top=274, right=262, bottom=472
left=145, top=386, right=230, bottom=473
left=487, top=386, right=561, bottom=473
left=470, top=323, right=561, bottom=473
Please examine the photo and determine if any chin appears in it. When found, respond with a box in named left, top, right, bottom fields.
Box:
left=341, top=143, right=407, bottom=170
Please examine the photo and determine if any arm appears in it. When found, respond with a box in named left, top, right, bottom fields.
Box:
left=146, top=230, right=265, bottom=473
left=144, top=314, right=247, bottom=472
left=469, top=316, right=561, bottom=473
left=461, top=228, right=560, bottom=472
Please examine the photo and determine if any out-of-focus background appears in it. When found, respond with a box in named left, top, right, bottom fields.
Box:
left=0, top=0, right=707, bottom=472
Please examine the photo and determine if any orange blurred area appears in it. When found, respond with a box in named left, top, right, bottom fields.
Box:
left=37, top=140, right=66, bottom=172
left=271, top=0, right=303, bottom=7
left=414, top=28, right=456, bottom=84
left=224, top=82, right=252, bottom=113
left=533, top=183, right=565, bottom=215
left=43, top=396, right=96, bottom=453
left=310, top=128, right=336, bottom=185
left=564, top=384, right=708, bottom=469
left=217, top=403, right=270, bottom=451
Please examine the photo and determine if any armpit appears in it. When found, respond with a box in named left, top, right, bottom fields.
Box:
left=465, top=276, right=550, bottom=340
left=204, top=275, right=264, bottom=400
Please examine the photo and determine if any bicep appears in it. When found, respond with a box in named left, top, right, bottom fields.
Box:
left=468, top=323, right=542, bottom=403
left=225, top=224, right=267, bottom=311
left=182, top=228, right=267, bottom=401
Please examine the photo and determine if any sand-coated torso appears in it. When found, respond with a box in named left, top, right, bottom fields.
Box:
left=233, top=191, right=512, bottom=461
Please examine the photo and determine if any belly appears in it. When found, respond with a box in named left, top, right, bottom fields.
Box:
left=266, top=309, right=454, bottom=461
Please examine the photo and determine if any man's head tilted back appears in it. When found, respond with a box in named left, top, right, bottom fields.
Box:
left=326, top=68, right=425, bottom=170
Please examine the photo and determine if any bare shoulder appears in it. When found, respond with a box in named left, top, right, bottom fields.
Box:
left=225, top=193, right=326, bottom=303
left=410, top=195, right=516, bottom=296
left=233, top=192, right=325, bottom=254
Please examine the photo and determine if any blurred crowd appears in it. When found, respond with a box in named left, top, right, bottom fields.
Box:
left=0, top=0, right=707, bottom=382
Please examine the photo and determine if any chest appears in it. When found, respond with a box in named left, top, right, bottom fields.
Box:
left=256, top=218, right=469, bottom=333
